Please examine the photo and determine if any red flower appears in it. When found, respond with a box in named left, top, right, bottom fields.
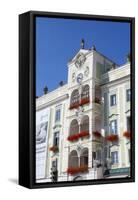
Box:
left=79, top=98, right=90, bottom=106
left=123, top=131, right=131, bottom=139
left=105, top=134, right=118, bottom=142
left=93, top=131, right=102, bottom=138
left=49, top=146, right=59, bottom=152
left=79, top=131, right=89, bottom=138
left=67, top=133, right=80, bottom=141
left=67, top=131, right=89, bottom=141
left=67, top=166, right=88, bottom=175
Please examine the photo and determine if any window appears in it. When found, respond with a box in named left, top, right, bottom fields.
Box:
left=127, top=116, right=130, bottom=131
left=80, top=148, right=88, bottom=167
left=70, top=89, right=79, bottom=105
left=126, top=89, right=131, bottom=102
left=96, top=149, right=102, bottom=162
left=52, top=159, right=58, bottom=169
left=110, top=120, right=117, bottom=134
left=55, top=108, right=61, bottom=122
left=110, top=94, right=116, bottom=106
left=81, top=85, right=89, bottom=99
left=53, top=132, right=59, bottom=147
left=111, top=151, right=118, bottom=164
left=128, top=149, right=130, bottom=163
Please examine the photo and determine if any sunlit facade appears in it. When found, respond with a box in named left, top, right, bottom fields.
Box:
left=36, top=44, right=131, bottom=183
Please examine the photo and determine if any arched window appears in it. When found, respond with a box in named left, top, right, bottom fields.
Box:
left=70, top=119, right=79, bottom=135
left=81, top=85, right=89, bottom=99
left=69, top=150, right=79, bottom=168
left=70, top=89, right=79, bottom=105
left=80, top=148, right=88, bottom=167
left=80, top=115, right=89, bottom=132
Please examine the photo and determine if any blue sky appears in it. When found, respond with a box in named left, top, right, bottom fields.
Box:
left=36, top=17, right=130, bottom=96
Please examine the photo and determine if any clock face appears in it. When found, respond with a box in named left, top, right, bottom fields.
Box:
left=77, top=73, right=83, bottom=83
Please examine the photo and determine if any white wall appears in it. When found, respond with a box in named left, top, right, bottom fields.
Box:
left=0, top=0, right=137, bottom=199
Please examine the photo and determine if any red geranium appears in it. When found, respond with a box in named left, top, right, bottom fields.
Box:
left=67, top=166, right=88, bottom=175
left=106, top=134, right=119, bottom=142
left=79, top=98, right=90, bottom=106
left=123, top=131, right=130, bottom=139
left=67, top=133, right=80, bottom=141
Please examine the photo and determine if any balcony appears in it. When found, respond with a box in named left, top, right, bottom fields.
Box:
left=67, top=131, right=90, bottom=142
left=105, top=134, right=119, bottom=142
left=67, top=165, right=88, bottom=175
left=79, top=98, right=90, bottom=106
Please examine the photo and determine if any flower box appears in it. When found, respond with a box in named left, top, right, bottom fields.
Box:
left=105, top=134, right=118, bottom=142
left=67, top=131, right=89, bottom=141
left=69, top=102, right=79, bottom=110
left=123, top=131, right=130, bottom=139
left=67, top=133, right=80, bottom=141
left=79, top=131, right=89, bottom=138
left=93, top=131, right=102, bottom=138
left=67, top=166, right=88, bottom=175
left=79, top=98, right=90, bottom=106
left=94, top=97, right=101, bottom=104
left=49, top=146, right=59, bottom=152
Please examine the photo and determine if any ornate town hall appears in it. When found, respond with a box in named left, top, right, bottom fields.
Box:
left=36, top=40, right=131, bottom=182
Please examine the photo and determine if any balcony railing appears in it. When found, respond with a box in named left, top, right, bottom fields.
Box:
left=79, top=98, right=90, bottom=106
left=67, top=165, right=88, bottom=175
left=69, top=98, right=90, bottom=110
left=67, top=131, right=89, bottom=142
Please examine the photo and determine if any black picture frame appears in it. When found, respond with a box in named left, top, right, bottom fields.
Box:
left=19, top=11, right=135, bottom=189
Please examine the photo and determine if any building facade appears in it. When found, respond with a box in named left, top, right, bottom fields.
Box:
left=36, top=44, right=131, bottom=183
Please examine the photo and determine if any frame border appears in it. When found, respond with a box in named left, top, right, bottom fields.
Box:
left=19, top=11, right=135, bottom=189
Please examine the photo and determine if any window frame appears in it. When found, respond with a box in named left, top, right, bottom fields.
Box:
left=110, top=120, right=118, bottom=134
left=111, top=151, right=119, bottom=164
left=126, top=89, right=131, bottom=102
left=110, top=94, right=116, bottom=106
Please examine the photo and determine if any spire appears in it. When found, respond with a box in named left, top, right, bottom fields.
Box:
left=81, top=39, right=85, bottom=49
